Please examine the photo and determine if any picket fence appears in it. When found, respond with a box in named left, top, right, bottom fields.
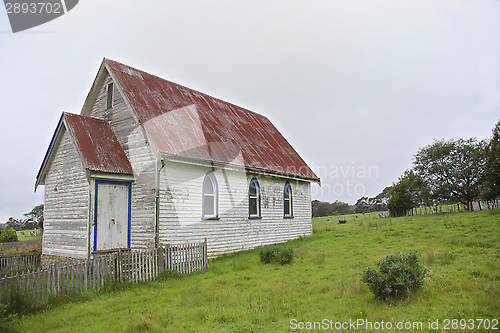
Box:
left=0, top=252, right=41, bottom=275
left=0, top=240, right=208, bottom=305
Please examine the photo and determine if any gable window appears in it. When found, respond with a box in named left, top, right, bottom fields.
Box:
left=106, top=82, right=114, bottom=109
left=203, top=171, right=218, bottom=218
left=249, top=177, right=261, bottom=218
left=284, top=182, right=293, bottom=218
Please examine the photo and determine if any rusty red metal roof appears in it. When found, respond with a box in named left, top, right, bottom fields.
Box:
left=105, top=59, right=319, bottom=180
left=63, top=112, right=133, bottom=175
left=35, top=112, right=133, bottom=190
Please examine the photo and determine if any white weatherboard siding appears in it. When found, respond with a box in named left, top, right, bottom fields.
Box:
left=158, top=160, right=312, bottom=257
left=43, top=130, right=89, bottom=259
left=87, top=73, right=157, bottom=249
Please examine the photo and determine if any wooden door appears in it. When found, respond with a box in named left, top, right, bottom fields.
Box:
left=94, top=180, right=131, bottom=251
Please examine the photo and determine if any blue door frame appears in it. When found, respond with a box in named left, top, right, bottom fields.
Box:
left=93, top=179, right=132, bottom=251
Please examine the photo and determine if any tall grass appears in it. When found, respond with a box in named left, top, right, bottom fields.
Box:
left=3, top=210, right=500, bottom=332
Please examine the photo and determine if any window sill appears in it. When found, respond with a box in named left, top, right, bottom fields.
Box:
left=248, top=216, right=262, bottom=220
left=284, top=216, right=294, bottom=219
left=202, top=217, right=220, bottom=220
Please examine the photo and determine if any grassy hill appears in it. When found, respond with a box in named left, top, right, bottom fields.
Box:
left=4, top=210, right=499, bottom=332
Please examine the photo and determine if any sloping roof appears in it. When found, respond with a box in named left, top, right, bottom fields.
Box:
left=35, top=112, right=133, bottom=190
left=104, top=59, right=319, bottom=181
left=63, top=113, right=133, bottom=174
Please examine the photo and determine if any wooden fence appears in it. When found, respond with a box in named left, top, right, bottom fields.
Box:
left=0, top=240, right=208, bottom=305
left=0, top=252, right=41, bottom=275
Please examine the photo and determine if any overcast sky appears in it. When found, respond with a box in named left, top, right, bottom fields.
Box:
left=1, top=0, right=499, bottom=222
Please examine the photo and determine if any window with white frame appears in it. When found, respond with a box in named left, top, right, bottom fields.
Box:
left=284, top=182, right=293, bottom=218
left=249, top=177, right=261, bottom=218
left=203, top=172, right=218, bottom=218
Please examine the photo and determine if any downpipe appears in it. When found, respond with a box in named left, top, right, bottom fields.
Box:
left=155, top=159, right=165, bottom=248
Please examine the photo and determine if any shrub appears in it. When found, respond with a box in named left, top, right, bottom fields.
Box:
left=0, top=228, right=18, bottom=243
left=259, top=245, right=294, bottom=265
left=360, top=251, right=428, bottom=300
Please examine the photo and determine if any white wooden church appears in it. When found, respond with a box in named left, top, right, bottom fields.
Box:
left=35, top=58, right=320, bottom=259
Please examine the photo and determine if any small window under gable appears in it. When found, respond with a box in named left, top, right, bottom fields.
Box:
left=249, top=177, right=261, bottom=218
left=106, top=82, right=114, bottom=110
left=284, top=182, right=293, bottom=218
left=203, top=171, right=218, bottom=219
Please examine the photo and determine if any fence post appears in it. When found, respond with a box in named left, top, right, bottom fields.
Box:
left=165, top=244, right=171, bottom=271
left=50, top=264, right=55, bottom=297
left=203, top=238, right=208, bottom=270
left=55, top=261, right=60, bottom=297
left=158, top=247, right=165, bottom=275
left=117, top=249, right=122, bottom=282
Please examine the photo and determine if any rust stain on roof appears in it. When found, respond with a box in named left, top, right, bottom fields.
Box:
left=63, top=112, right=133, bottom=175
left=105, top=59, right=319, bottom=180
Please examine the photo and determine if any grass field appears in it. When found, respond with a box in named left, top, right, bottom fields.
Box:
left=3, top=210, right=500, bottom=332
left=15, top=230, right=42, bottom=242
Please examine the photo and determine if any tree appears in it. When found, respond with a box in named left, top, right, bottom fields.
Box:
left=372, top=186, right=391, bottom=207
left=312, top=200, right=333, bottom=217
left=354, top=197, right=371, bottom=213
left=23, top=204, right=44, bottom=231
left=482, top=120, right=500, bottom=203
left=6, top=217, right=23, bottom=231
left=311, top=200, right=353, bottom=217
left=387, top=173, right=416, bottom=217
left=354, top=194, right=388, bottom=213
left=330, top=200, right=352, bottom=215
left=413, top=138, right=486, bottom=211
left=402, top=169, right=431, bottom=207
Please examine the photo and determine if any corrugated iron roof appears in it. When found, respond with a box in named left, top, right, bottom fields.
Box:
left=35, top=112, right=133, bottom=190
left=105, top=59, right=319, bottom=181
left=63, top=112, right=133, bottom=175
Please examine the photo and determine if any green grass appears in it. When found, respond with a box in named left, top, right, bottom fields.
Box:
left=15, top=229, right=42, bottom=242
left=3, top=210, right=500, bottom=332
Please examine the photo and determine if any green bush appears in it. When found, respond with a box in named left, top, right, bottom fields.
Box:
left=259, top=245, right=294, bottom=265
left=0, top=228, right=18, bottom=243
left=360, top=251, right=428, bottom=300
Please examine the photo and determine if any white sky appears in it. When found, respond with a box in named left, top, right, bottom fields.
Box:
left=1, top=0, right=499, bottom=221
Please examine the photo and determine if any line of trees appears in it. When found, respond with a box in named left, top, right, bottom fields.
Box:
left=312, top=191, right=389, bottom=218
left=388, top=120, right=500, bottom=217
left=1, top=204, right=44, bottom=231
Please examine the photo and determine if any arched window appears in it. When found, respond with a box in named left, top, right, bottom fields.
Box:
left=249, top=177, right=261, bottom=218
left=284, top=182, right=293, bottom=218
left=203, top=171, right=218, bottom=218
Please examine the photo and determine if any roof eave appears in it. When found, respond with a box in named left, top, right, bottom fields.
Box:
left=160, top=152, right=321, bottom=184
left=80, top=58, right=108, bottom=117
left=35, top=113, right=65, bottom=192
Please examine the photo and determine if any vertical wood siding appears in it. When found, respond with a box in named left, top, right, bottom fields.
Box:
left=87, top=73, right=157, bottom=250
left=43, top=130, right=89, bottom=259
left=159, top=161, right=312, bottom=257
